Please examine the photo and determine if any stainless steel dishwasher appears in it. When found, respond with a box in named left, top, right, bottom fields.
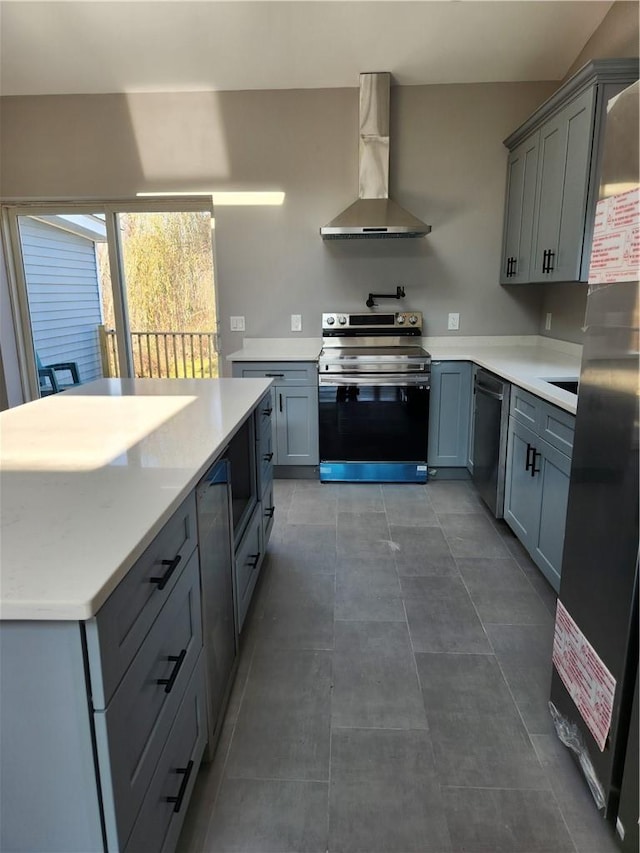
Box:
left=471, top=369, right=511, bottom=517
left=196, top=456, right=237, bottom=761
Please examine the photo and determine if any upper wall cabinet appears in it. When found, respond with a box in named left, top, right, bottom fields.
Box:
left=500, top=59, right=639, bottom=285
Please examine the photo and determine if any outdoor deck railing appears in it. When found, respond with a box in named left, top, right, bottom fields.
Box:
left=99, top=326, right=218, bottom=379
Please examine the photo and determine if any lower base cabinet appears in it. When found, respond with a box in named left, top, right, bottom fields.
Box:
left=504, top=393, right=574, bottom=591
left=428, top=361, right=473, bottom=471
left=0, top=396, right=275, bottom=853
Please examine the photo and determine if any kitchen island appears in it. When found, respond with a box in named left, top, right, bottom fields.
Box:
left=0, top=377, right=273, bottom=853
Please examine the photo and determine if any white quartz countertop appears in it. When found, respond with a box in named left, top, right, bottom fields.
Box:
left=227, top=337, right=323, bottom=362
left=226, top=335, right=581, bottom=414
left=423, top=337, right=581, bottom=414
left=0, top=378, right=272, bottom=621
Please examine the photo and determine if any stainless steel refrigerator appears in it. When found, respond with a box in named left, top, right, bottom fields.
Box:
left=549, top=80, right=639, bottom=852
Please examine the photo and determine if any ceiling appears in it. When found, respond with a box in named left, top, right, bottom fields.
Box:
left=0, top=1, right=613, bottom=97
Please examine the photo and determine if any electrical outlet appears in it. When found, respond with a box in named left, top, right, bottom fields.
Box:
left=230, top=316, right=245, bottom=332
left=291, top=314, right=302, bottom=332
left=448, top=312, right=460, bottom=331
left=545, top=312, right=552, bottom=331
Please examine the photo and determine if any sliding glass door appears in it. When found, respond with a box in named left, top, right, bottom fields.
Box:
left=3, top=199, right=218, bottom=400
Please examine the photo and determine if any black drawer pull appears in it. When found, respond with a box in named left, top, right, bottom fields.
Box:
left=525, top=443, right=533, bottom=472
left=531, top=449, right=541, bottom=477
left=247, top=552, right=261, bottom=570
left=263, top=452, right=274, bottom=462
left=265, top=373, right=285, bottom=378
left=265, top=506, right=275, bottom=518
left=262, top=407, right=273, bottom=417
left=279, top=393, right=283, bottom=413
left=157, top=649, right=187, bottom=694
left=150, top=554, right=182, bottom=591
left=166, top=759, right=194, bottom=813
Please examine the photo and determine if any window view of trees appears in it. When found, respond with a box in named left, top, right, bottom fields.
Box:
left=97, top=210, right=218, bottom=378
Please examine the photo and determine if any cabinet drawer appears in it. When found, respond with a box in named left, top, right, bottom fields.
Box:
left=258, top=423, right=275, bottom=492
left=234, top=505, right=264, bottom=633
left=124, top=654, right=207, bottom=853
left=236, top=361, right=317, bottom=385
left=539, top=401, right=575, bottom=456
left=86, top=492, right=198, bottom=708
left=510, top=386, right=540, bottom=430
left=95, top=551, right=203, bottom=851
left=255, top=389, right=275, bottom=435
left=262, top=479, right=275, bottom=546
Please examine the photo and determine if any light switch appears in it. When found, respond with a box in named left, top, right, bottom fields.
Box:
left=230, top=316, right=245, bottom=332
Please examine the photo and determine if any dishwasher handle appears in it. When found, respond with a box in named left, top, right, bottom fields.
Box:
left=475, top=382, right=504, bottom=402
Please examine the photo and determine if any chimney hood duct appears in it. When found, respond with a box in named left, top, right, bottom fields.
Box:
left=321, top=72, right=431, bottom=240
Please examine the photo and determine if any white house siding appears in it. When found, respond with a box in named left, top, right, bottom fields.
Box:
left=19, top=217, right=103, bottom=384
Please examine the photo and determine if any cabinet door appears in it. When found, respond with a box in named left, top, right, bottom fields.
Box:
left=275, top=385, right=319, bottom=465
left=531, top=88, right=595, bottom=282
left=504, top=418, right=542, bottom=551
left=534, top=440, right=571, bottom=592
left=428, top=362, right=472, bottom=467
left=500, top=134, right=539, bottom=284
left=553, top=87, right=595, bottom=282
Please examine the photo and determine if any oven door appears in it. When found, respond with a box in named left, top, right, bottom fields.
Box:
left=318, top=374, right=430, bottom=483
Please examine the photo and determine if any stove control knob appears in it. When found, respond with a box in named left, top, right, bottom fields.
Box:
left=409, top=315, right=418, bottom=325
left=338, top=315, right=347, bottom=325
left=326, top=316, right=335, bottom=325
left=397, top=314, right=405, bottom=324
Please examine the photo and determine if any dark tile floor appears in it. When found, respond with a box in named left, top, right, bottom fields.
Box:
left=178, top=479, right=619, bottom=853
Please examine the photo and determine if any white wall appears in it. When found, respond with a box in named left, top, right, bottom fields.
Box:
left=0, top=81, right=558, bottom=370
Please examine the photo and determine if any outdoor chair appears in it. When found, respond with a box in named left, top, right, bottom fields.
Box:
left=36, top=352, right=81, bottom=396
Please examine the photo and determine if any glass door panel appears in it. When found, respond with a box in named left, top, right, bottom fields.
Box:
left=115, top=210, right=218, bottom=379
left=16, top=212, right=115, bottom=397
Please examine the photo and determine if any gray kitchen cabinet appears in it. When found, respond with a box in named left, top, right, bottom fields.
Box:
left=0, top=497, right=206, bottom=853
left=428, top=361, right=472, bottom=469
left=501, top=59, right=638, bottom=284
left=0, top=399, right=270, bottom=853
left=232, top=361, right=319, bottom=468
left=500, top=134, right=539, bottom=283
left=467, top=364, right=478, bottom=473
left=530, top=87, right=595, bottom=282
left=275, top=385, right=319, bottom=465
left=504, top=389, right=574, bottom=591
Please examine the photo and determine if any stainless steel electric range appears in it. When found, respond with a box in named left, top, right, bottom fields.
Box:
left=318, top=311, right=431, bottom=482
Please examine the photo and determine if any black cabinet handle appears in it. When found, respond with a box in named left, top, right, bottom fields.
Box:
left=542, top=249, right=555, bottom=274
left=525, top=443, right=533, bottom=472
left=247, top=552, right=261, bottom=570
left=263, top=452, right=274, bottom=462
left=265, top=373, right=285, bottom=378
left=156, top=648, right=187, bottom=694
left=531, top=449, right=541, bottom=477
left=279, top=393, right=283, bottom=413
left=264, top=506, right=275, bottom=518
left=166, top=759, right=194, bottom=813
left=262, top=407, right=273, bottom=417
left=506, top=257, right=517, bottom=277
left=150, top=554, right=182, bottom=591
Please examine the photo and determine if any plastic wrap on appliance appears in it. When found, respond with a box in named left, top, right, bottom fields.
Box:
left=548, top=701, right=606, bottom=811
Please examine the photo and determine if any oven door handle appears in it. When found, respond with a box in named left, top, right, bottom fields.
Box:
left=319, top=374, right=430, bottom=387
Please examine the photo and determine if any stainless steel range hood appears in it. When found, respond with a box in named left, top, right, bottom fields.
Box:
left=321, top=72, right=431, bottom=240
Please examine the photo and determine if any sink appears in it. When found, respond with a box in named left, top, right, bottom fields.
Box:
left=545, top=379, right=579, bottom=394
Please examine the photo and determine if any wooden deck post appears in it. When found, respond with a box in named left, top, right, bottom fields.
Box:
left=98, top=324, right=111, bottom=378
